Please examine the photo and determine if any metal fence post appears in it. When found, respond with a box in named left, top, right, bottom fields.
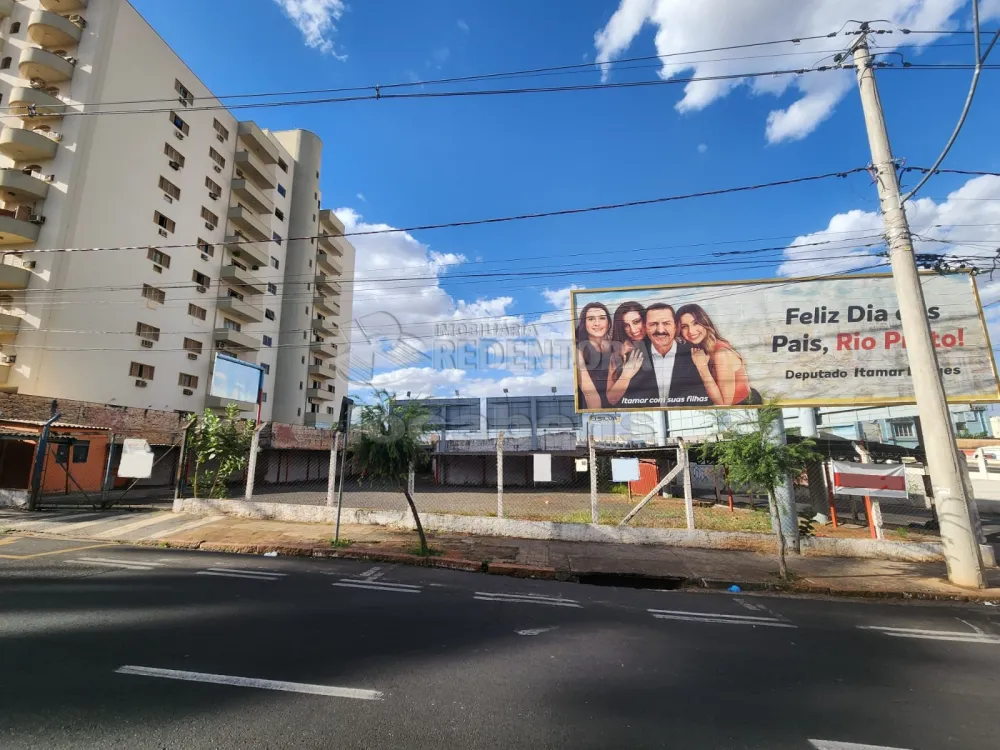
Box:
left=680, top=438, right=695, bottom=531
left=244, top=422, right=266, bottom=501
left=496, top=431, right=504, bottom=518
left=589, top=433, right=598, bottom=524
left=100, top=433, right=116, bottom=505
left=326, top=431, right=340, bottom=507
left=27, top=411, right=60, bottom=511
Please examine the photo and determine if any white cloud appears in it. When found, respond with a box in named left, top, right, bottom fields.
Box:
left=356, top=192, right=366, bottom=202
left=272, top=0, right=348, bottom=58
left=541, top=284, right=583, bottom=309
left=697, top=143, right=708, bottom=154
left=457, top=19, right=470, bottom=33
left=593, top=0, right=981, bottom=142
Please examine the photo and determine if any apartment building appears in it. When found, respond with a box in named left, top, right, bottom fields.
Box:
left=0, top=0, right=355, bottom=425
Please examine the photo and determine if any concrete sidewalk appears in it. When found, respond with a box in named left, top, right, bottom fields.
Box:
left=4, top=508, right=1000, bottom=601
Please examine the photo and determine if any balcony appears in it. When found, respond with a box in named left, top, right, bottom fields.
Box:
left=310, top=340, right=337, bottom=359
left=311, top=317, right=338, bottom=337
left=234, top=150, right=276, bottom=190
left=306, top=388, right=335, bottom=402
left=28, top=9, right=84, bottom=49
left=237, top=121, right=279, bottom=165
left=317, top=232, right=340, bottom=255
left=224, top=234, right=268, bottom=268
left=217, top=296, right=264, bottom=323
left=308, top=363, right=336, bottom=380
left=0, top=127, right=59, bottom=161
left=228, top=204, right=270, bottom=242
left=0, top=169, right=50, bottom=203
left=231, top=178, right=273, bottom=215
left=314, top=294, right=340, bottom=317
left=213, top=327, right=260, bottom=352
left=19, top=47, right=76, bottom=83
left=0, top=0, right=14, bottom=19
left=314, top=274, right=339, bottom=295
left=319, top=209, right=345, bottom=235
left=205, top=394, right=256, bottom=413
left=0, top=213, right=42, bottom=246
left=316, top=251, right=342, bottom=276
left=220, top=264, right=267, bottom=295
left=304, top=412, right=336, bottom=428
left=40, top=0, right=88, bottom=10
left=9, top=87, right=66, bottom=120
left=0, top=263, right=30, bottom=290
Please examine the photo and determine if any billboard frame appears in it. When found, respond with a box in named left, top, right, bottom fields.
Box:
left=211, top=352, right=265, bottom=424
left=570, top=270, right=1000, bottom=413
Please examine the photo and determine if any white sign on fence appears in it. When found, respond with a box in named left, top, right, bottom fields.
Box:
left=118, top=439, right=154, bottom=479
left=533, top=453, right=552, bottom=482
left=575, top=458, right=589, bottom=472
left=611, top=458, right=641, bottom=483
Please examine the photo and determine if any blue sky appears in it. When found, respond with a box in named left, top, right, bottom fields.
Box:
left=131, top=0, right=1000, bottom=399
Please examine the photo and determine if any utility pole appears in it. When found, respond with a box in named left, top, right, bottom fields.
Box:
left=850, top=32, right=985, bottom=588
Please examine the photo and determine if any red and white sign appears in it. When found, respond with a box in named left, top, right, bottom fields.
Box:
left=831, top=462, right=907, bottom=499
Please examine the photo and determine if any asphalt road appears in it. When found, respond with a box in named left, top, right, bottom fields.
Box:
left=2, top=535, right=999, bottom=749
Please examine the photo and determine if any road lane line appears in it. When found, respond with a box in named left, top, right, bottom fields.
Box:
left=9, top=512, right=105, bottom=530
left=67, top=560, right=154, bottom=571
left=43, top=514, right=132, bottom=535
left=333, top=582, right=421, bottom=593
left=955, top=617, right=984, bottom=635
left=651, top=613, right=796, bottom=628
left=144, top=516, right=223, bottom=540
left=810, top=740, right=913, bottom=750
left=474, top=594, right=582, bottom=608
left=516, top=627, right=559, bottom=636
left=207, top=567, right=288, bottom=576
left=196, top=571, right=282, bottom=581
left=114, top=666, right=383, bottom=700
left=92, top=514, right=174, bottom=539
left=76, top=557, right=165, bottom=567
left=649, top=609, right=787, bottom=623
left=859, top=625, right=1000, bottom=643
left=338, top=578, right=419, bottom=589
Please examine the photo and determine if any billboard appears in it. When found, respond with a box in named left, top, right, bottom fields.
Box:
left=210, top=353, right=263, bottom=405
left=570, top=272, right=999, bottom=412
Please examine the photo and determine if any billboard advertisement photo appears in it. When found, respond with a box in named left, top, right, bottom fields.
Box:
left=571, top=272, right=999, bottom=412
left=210, top=353, right=263, bottom=406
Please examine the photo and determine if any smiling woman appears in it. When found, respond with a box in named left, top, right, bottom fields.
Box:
left=676, top=303, right=751, bottom=406
left=575, top=302, right=612, bottom=409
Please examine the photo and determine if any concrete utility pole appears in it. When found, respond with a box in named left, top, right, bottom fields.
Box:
left=850, top=33, right=985, bottom=587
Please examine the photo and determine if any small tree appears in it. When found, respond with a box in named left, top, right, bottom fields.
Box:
left=353, top=389, right=432, bottom=553
left=188, top=405, right=255, bottom=499
left=701, top=401, right=819, bottom=580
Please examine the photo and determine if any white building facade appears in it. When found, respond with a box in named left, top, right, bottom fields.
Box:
left=0, top=0, right=355, bottom=425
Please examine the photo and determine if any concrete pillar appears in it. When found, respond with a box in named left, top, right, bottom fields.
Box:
left=244, top=423, right=266, bottom=501
left=325, top=431, right=340, bottom=507
left=770, top=412, right=800, bottom=552
left=589, top=433, right=598, bottom=524
left=496, top=431, right=504, bottom=518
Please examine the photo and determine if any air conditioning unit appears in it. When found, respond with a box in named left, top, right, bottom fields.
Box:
left=209, top=192, right=219, bottom=200
left=178, top=96, right=189, bottom=106
left=65, top=57, right=78, bottom=66
left=28, top=215, right=45, bottom=225
left=152, top=265, right=162, bottom=273
left=204, top=222, right=215, bottom=230
left=69, top=15, right=88, bottom=28
left=158, top=228, right=168, bottom=238
left=1, top=355, right=16, bottom=365
left=182, top=388, right=194, bottom=396
left=187, top=352, right=198, bottom=360
left=196, top=286, right=207, bottom=294
left=140, top=339, right=153, bottom=348
left=174, top=130, right=184, bottom=140
left=213, top=166, right=222, bottom=173
left=200, top=253, right=210, bottom=261
left=43, top=174, right=54, bottom=183
left=51, top=133, right=63, bottom=143
left=168, top=160, right=180, bottom=170
left=29, top=78, right=45, bottom=90
left=134, top=379, right=148, bottom=388
left=163, top=195, right=173, bottom=204
left=216, top=134, right=225, bottom=143
left=21, top=260, right=35, bottom=270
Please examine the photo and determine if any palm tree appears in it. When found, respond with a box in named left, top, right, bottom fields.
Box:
left=353, top=389, right=432, bottom=553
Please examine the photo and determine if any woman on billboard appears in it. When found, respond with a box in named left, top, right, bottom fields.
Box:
left=605, top=301, right=646, bottom=407
left=575, top=302, right=613, bottom=409
left=676, top=304, right=753, bottom=406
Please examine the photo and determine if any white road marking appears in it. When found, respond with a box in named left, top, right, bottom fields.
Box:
left=955, top=617, right=984, bottom=635
left=810, top=740, right=913, bottom=750
left=733, top=597, right=766, bottom=612
left=648, top=609, right=796, bottom=628
left=358, top=566, right=382, bottom=580
left=333, top=579, right=421, bottom=594
left=9, top=512, right=108, bottom=530
left=114, top=665, right=383, bottom=700
left=516, top=627, right=559, bottom=636
left=144, top=515, right=223, bottom=540
left=859, top=625, right=1000, bottom=644
left=77, top=557, right=165, bottom=567
left=196, top=568, right=285, bottom=581
left=67, top=560, right=156, bottom=571
left=474, top=592, right=582, bottom=608
left=43, top=514, right=132, bottom=535
left=93, top=514, right=173, bottom=539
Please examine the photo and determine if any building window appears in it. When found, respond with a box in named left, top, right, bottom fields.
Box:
left=130, top=362, right=155, bottom=380
left=141, top=284, right=166, bottom=304
left=222, top=318, right=241, bottom=332
left=201, top=207, right=218, bottom=228
left=270, top=257, right=279, bottom=269
left=486, top=399, right=532, bottom=431
left=147, top=247, right=171, bottom=268
left=192, top=270, right=210, bottom=288
left=9, top=22, right=20, bottom=34
left=536, top=397, right=583, bottom=428
left=208, top=147, right=225, bottom=169
left=277, top=184, right=286, bottom=197
left=297, top=408, right=302, bottom=417
left=164, top=143, right=185, bottom=167
left=0, top=57, right=10, bottom=70
left=158, top=176, right=181, bottom=200
left=891, top=421, right=915, bottom=439
left=261, top=363, right=270, bottom=375
left=72, top=442, right=90, bottom=464
left=278, top=158, right=288, bottom=173
left=228, top=289, right=244, bottom=301
left=153, top=211, right=175, bottom=233
left=205, top=176, right=222, bottom=196
left=175, top=79, right=194, bottom=106
left=213, top=119, right=229, bottom=141
left=136, top=322, right=160, bottom=341
left=179, top=373, right=199, bottom=389
left=272, top=232, right=282, bottom=246
left=267, top=282, right=277, bottom=295
left=168, top=111, right=190, bottom=135
left=197, top=239, right=214, bottom=257
left=183, top=337, right=203, bottom=353
left=262, top=335, right=273, bottom=347
left=261, top=392, right=268, bottom=403
left=274, top=208, right=284, bottom=221
left=187, top=304, right=207, bottom=321
left=261, top=309, right=274, bottom=322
